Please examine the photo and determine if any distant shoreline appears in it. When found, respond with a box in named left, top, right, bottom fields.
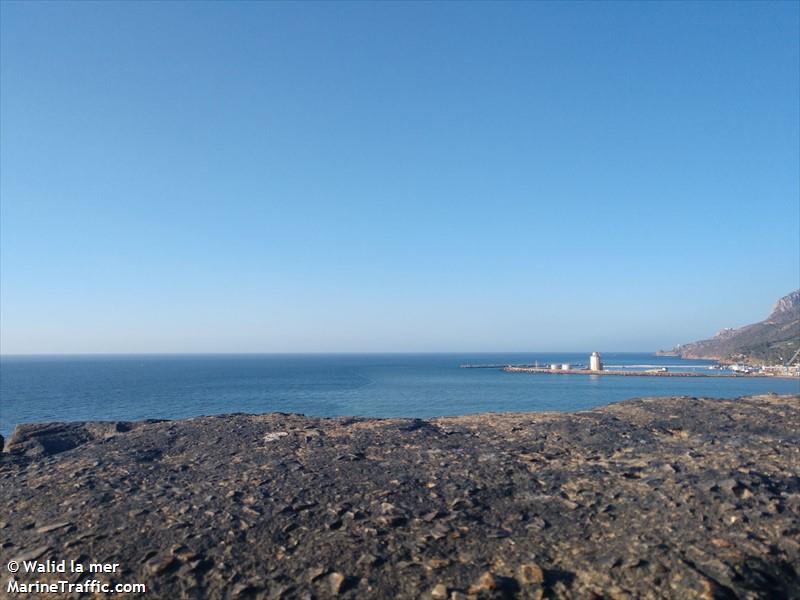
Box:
left=503, top=365, right=799, bottom=379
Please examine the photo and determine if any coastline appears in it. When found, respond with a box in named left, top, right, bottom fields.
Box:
left=2, top=394, right=798, bottom=598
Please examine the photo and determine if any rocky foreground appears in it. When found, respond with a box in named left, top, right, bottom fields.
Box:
left=1, top=395, right=799, bottom=600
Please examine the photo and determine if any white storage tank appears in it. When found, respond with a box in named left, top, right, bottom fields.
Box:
left=562, top=363, right=570, bottom=371
left=550, top=363, right=559, bottom=371
left=589, top=352, right=603, bottom=371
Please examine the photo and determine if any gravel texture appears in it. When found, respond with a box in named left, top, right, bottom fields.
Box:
left=1, top=394, right=799, bottom=599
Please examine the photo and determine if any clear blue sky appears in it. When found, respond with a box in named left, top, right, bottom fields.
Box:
left=1, top=1, right=798, bottom=353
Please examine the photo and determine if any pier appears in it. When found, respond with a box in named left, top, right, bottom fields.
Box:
left=461, top=351, right=800, bottom=378
left=459, top=364, right=795, bottom=378
left=502, top=366, right=792, bottom=378
left=459, top=363, right=533, bottom=369
left=506, top=366, right=733, bottom=377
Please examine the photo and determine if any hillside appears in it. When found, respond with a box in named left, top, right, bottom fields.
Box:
left=662, top=290, right=800, bottom=365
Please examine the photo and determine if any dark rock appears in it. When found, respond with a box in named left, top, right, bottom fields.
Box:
left=0, top=395, right=798, bottom=599
left=4, top=421, right=139, bottom=457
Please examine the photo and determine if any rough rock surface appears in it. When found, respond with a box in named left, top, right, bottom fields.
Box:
left=1, top=395, right=799, bottom=599
left=3, top=421, right=158, bottom=458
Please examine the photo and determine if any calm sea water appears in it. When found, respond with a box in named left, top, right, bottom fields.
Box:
left=1, top=353, right=798, bottom=437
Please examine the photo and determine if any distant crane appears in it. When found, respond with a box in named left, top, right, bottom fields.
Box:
left=786, top=346, right=800, bottom=367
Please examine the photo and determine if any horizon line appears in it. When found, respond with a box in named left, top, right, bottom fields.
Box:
left=0, top=349, right=662, bottom=357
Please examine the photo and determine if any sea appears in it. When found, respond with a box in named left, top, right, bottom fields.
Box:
left=1, top=353, right=798, bottom=437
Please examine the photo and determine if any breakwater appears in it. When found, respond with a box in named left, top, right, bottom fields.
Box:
left=458, top=363, right=796, bottom=378
left=503, top=366, right=791, bottom=378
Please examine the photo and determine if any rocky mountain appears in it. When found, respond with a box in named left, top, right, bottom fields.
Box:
left=662, top=290, right=800, bottom=365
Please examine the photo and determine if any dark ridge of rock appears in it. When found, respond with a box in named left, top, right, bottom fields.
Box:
left=3, top=419, right=161, bottom=457
left=1, top=395, right=799, bottom=599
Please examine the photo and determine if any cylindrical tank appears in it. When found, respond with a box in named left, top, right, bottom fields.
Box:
left=561, top=363, right=570, bottom=371
left=589, top=352, right=603, bottom=371
left=550, top=363, right=559, bottom=371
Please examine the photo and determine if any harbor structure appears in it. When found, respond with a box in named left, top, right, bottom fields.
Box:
left=461, top=358, right=798, bottom=378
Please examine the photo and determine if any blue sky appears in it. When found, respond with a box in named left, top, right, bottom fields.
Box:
left=1, top=1, right=798, bottom=353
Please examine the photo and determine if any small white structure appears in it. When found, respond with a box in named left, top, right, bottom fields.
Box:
left=589, top=352, right=603, bottom=371
left=562, top=363, right=570, bottom=371
left=550, top=363, right=559, bottom=371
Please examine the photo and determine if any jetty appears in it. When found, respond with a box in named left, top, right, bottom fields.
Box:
left=503, top=366, right=763, bottom=378
left=459, top=363, right=533, bottom=369
left=461, top=351, right=799, bottom=378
